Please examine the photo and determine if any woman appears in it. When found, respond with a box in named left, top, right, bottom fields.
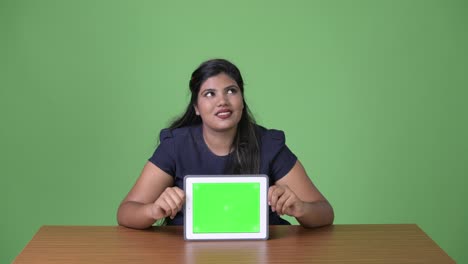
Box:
left=117, top=59, right=334, bottom=229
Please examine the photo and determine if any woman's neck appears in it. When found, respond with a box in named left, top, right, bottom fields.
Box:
left=202, top=125, right=237, bottom=156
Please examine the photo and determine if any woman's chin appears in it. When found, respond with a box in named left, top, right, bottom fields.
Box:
left=204, top=123, right=238, bottom=133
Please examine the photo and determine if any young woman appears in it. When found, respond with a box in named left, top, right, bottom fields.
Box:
left=117, top=59, right=334, bottom=229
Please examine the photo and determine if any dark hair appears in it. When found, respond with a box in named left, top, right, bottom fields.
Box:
left=169, top=59, right=260, bottom=174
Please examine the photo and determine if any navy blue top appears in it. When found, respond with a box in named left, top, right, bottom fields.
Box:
left=149, top=124, right=297, bottom=225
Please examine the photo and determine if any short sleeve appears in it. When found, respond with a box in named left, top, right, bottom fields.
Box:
left=148, top=129, right=176, bottom=177
left=263, top=129, right=298, bottom=182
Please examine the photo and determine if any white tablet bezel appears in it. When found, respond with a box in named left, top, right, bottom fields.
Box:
left=184, top=175, right=269, bottom=240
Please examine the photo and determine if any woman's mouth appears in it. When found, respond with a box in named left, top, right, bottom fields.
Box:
left=215, top=110, right=232, bottom=119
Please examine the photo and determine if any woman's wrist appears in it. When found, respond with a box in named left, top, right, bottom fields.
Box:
left=145, top=203, right=157, bottom=220
left=295, top=200, right=334, bottom=228
left=293, top=200, right=307, bottom=218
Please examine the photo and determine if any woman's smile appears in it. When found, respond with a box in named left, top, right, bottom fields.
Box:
left=195, top=73, right=244, bottom=133
left=215, top=108, right=233, bottom=119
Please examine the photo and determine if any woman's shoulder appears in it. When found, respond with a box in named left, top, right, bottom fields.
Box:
left=255, top=124, right=286, bottom=143
left=255, top=124, right=296, bottom=167
left=159, top=125, right=200, bottom=142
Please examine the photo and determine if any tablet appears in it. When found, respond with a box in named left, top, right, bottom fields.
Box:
left=184, top=175, right=269, bottom=240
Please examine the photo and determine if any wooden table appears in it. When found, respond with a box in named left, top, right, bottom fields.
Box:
left=14, top=224, right=454, bottom=263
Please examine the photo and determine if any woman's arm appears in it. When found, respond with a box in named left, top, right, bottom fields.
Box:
left=268, top=160, right=334, bottom=228
left=117, top=162, right=185, bottom=229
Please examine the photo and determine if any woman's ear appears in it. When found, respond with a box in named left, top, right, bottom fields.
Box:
left=194, top=105, right=200, bottom=116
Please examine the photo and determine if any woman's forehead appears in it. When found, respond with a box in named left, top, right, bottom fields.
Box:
left=200, top=73, right=238, bottom=90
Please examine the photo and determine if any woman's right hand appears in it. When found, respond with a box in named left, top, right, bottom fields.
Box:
left=151, top=186, right=185, bottom=220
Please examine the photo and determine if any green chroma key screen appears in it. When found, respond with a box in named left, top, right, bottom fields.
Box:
left=192, top=182, right=260, bottom=233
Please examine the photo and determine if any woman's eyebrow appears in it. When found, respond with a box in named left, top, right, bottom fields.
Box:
left=200, top=85, right=238, bottom=94
left=224, top=85, right=239, bottom=91
left=200, top=88, right=216, bottom=94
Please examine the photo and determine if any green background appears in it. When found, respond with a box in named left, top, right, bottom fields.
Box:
left=1, top=0, right=466, bottom=262
left=193, top=183, right=260, bottom=233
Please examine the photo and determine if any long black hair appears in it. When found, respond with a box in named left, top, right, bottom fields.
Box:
left=168, top=59, right=260, bottom=174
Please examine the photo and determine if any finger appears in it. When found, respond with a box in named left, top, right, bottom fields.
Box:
left=268, top=186, right=278, bottom=211
left=270, top=187, right=285, bottom=212
left=170, top=187, right=186, bottom=213
left=276, top=191, right=290, bottom=215
left=156, top=200, right=172, bottom=218
left=268, top=186, right=276, bottom=206
left=281, top=195, right=296, bottom=216
left=165, top=189, right=185, bottom=215
left=173, top=187, right=186, bottom=205
left=161, top=194, right=179, bottom=219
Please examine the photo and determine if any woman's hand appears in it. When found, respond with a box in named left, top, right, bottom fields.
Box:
left=151, top=186, right=185, bottom=220
left=268, top=185, right=305, bottom=218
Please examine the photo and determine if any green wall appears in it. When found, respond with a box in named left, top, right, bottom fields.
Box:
left=1, top=0, right=466, bottom=262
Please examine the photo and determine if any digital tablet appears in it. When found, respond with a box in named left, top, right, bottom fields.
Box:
left=184, top=175, right=269, bottom=240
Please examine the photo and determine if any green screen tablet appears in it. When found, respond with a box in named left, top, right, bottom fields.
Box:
left=184, top=175, right=269, bottom=240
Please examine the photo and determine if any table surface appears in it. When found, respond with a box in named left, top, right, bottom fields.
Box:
left=14, top=224, right=454, bottom=264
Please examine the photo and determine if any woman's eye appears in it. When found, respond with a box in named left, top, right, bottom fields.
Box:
left=227, top=88, right=237, bottom=94
left=205, top=92, right=214, bottom=97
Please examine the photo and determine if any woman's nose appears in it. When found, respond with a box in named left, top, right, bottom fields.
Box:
left=217, top=94, right=229, bottom=106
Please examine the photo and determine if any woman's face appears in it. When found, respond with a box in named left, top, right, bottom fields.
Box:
left=194, top=73, right=244, bottom=134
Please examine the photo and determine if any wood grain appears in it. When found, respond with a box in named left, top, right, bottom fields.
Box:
left=14, top=224, right=454, bottom=263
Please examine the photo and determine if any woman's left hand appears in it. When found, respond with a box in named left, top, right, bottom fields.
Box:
left=268, top=185, right=305, bottom=217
